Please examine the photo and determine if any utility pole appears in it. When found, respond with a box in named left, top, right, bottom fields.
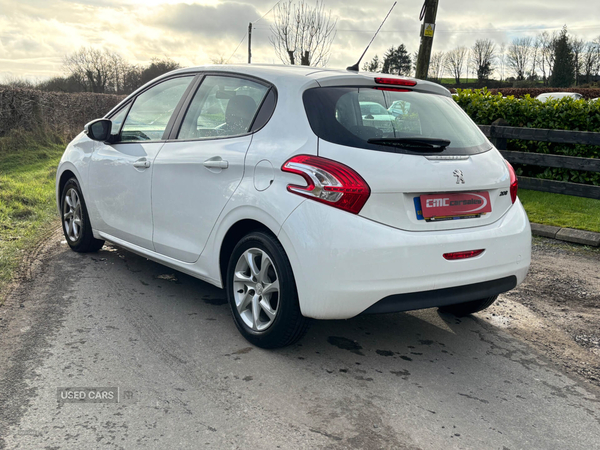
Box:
left=415, top=0, right=439, bottom=79
left=248, top=22, right=252, bottom=63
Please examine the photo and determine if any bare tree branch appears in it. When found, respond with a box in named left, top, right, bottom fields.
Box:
left=269, top=0, right=337, bottom=66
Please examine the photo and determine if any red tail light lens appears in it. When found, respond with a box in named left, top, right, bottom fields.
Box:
left=374, top=77, right=417, bottom=87
left=505, top=160, right=518, bottom=204
left=443, top=249, right=485, bottom=260
left=281, top=155, right=371, bottom=214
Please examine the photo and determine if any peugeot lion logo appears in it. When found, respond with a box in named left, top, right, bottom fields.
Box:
left=453, top=169, right=465, bottom=184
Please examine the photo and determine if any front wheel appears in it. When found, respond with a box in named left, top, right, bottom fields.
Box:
left=438, top=295, right=499, bottom=316
left=226, top=232, right=309, bottom=348
left=60, top=178, right=104, bottom=253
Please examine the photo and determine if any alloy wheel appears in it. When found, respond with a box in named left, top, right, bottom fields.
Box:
left=233, top=248, right=280, bottom=332
left=63, top=188, right=82, bottom=242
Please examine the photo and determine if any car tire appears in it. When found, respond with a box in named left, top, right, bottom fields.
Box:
left=226, top=231, right=309, bottom=348
left=438, top=295, right=499, bottom=317
left=60, top=178, right=105, bottom=253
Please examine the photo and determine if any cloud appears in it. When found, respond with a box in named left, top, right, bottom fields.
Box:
left=1, top=0, right=600, bottom=80
left=150, top=2, right=260, bottom=39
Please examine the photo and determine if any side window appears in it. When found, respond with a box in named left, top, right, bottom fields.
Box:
left=177, top=76, right=269, bottom=140
left=120, top=76, right=193, bottom=142
left=108, top=104, right=130, bottom=136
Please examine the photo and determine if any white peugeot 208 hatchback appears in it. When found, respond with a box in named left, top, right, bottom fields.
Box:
left=56, top=65, right=531, bottom=348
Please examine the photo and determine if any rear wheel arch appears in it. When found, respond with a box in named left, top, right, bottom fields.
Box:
left=219, top=219, right=279, bottom=287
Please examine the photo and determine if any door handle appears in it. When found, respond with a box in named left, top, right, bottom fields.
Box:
left=203, top=158, right=229, bottom=170
left=133, top=159, right=150, bottom=168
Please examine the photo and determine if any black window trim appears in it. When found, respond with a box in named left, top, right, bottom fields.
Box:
left=166, top=71, right=278, bottom=143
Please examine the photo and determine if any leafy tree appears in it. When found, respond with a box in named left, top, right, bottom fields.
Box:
left=550, top=27, right=575, bottom=87
left=381, top=45, right=412, bottom=76
left=362, top=55, right=381, bottom=72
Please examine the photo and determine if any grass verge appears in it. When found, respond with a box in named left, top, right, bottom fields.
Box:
left=519, top=189, right=600, bottom=233
left=0, top=136, right=65, bottom=303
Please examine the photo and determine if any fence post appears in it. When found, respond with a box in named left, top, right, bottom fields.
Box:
left=490, top=118, right=508, bottom=150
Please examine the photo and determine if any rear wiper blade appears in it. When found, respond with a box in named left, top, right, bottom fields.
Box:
left=367, top=137, right=451, bottom=152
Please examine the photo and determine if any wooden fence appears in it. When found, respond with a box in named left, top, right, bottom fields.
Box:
left=479, top=123, right=600, bottom=200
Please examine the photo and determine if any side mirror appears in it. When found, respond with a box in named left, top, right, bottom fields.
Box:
left=84, top=119, right=112, bottom=142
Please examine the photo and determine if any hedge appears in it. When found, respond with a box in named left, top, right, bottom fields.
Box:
left=454, top=89, right=600, bottom=186
left=0, top=88, right=125, bottom=139
left=487, top=87, right=600, bottom=100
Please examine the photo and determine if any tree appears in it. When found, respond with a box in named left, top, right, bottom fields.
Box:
left=139, top=58, right=181, bottom=86
left=571, top=37, right=586, bottom=85
left=362, top=55, right=381, bottom=72
left=535, top=32, right=555, bottom=85
left=581, top=39, right=600, bottom=84
left=37, top=75, right=85, bottom=93
left=64, top=47, right=115, bottom=93
left=550, top=27, right=575, bottom=87
left=507, top=37, right=533, bottom=81
left=444, top=46, right=468, bottom=84
left=498, top=43, right=506, bottom=81
left=381, top=45, right=412, bottom=76
left=471, top=39, right=496, bottom=82
left=269, top=0, right=337, bottom=66
left=429, top=51, right=445, bottom=81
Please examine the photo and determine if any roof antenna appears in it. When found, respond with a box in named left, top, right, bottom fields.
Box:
left=346, top=1, right=397, bottom=72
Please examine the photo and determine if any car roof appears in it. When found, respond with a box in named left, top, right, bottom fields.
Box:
left=107, top=64, right=451, bottom=117
left=167, top=64, right=451, bottom=97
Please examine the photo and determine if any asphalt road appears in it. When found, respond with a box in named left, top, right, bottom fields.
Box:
left=0, top=231, right=599, bottom=450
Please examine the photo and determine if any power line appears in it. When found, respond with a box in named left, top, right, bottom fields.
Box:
left=253, top=0, right=281, bottom=24
left=254, top=24, right=600, bottom=34
left=225, top=0, right=281, bottom=64
left=225, top=33, right=247, bottom=64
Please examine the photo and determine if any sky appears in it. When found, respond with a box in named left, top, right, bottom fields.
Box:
left=1, top=0, right=600, bottom=81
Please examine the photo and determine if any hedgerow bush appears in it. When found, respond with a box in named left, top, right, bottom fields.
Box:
left=0, top=88, right=124, bottom=139
left=454, top=89, right=600, bottom=186
left=488, top=87, right=600, bottom=100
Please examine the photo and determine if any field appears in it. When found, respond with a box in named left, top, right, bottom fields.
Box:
left=0, top=140, right=64, bottom=301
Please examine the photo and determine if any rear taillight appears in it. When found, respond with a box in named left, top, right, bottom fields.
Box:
left=374, top=77, right=417, bottom=87
left=281, top=155, right=371, bottom=214
left=443, top=249, right=485, bottom=260
left=505, top=160, right=518, bottom=204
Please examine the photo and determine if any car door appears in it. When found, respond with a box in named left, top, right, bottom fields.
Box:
left=87, top=75, right=195, bottom=250
left=151, top=74, right=270, bottom=262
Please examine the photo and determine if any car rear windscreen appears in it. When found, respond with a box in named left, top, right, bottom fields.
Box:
left=303, top=87, right=492, bottom=155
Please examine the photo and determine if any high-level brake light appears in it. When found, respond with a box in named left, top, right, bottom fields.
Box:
left=374, top=77, right=417, bottom=87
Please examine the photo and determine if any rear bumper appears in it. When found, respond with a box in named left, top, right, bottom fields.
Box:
left=362, top=276, right=517, bottom=314
left=278, top=198, right=531, bottom=319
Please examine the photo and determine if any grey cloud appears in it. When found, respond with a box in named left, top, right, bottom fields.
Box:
left=150, top=2, right=260, bottom=40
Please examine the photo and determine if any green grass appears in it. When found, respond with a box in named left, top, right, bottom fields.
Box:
left=519, top=189, right=600, bottom=233
left=0, top=138, right=65, bottom=301
left=439, top=78, right=479, bottom=84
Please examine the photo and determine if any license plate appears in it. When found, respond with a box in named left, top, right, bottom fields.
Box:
left=417, top=192, right=492, bottom=219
